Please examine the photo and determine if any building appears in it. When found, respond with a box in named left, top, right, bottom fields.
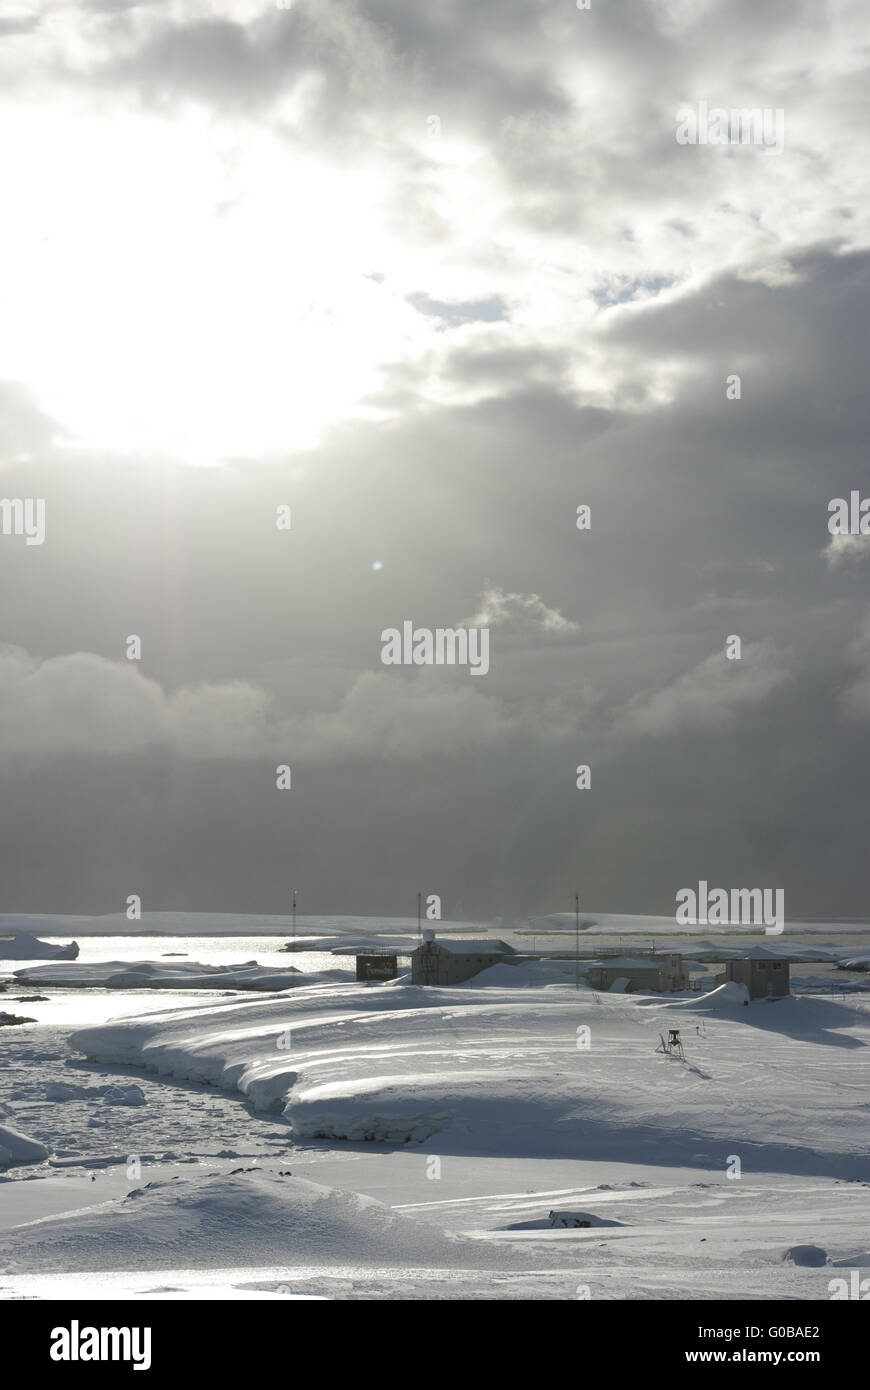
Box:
left=355, top=953, right=398, bottom=982
left=411, top=931, right=515, bottom=985
left=724, top=956, right=790, bottom=999
left=586, top=953, right=689, bottom=994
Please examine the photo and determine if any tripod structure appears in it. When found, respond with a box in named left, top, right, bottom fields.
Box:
left=656, top=1028, right=685, bottom=1060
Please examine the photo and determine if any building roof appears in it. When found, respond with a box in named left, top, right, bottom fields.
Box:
left=423, top=938, right=514, bottom=956
left=590, top=957, right=663, bottom=970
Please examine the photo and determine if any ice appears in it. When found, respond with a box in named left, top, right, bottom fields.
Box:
left=45, top=1082, right=145, bottom=1105
left=0, top=935, right=79, bottom=961
left=15, top=959, right=306, bottom=992
left=0, top=1105, right=49, bottom=1169
left=102, top=1085, right=146, bottom=1107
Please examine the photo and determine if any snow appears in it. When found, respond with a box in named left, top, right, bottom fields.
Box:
left=424, top=939, right=514, bottom=956
left=548, top=1210, right=624, bottom=1228
left=0, top=1105, right=49, bottom=1169
left=655, top=981, right=750, bottom=1008
left=524, top=911, right=870, bottom=938
left=472, top=960, right=573, bottom=986
left=46, top=1082, right=100, bottom=1102
left=839, top=952, right=870, bottom=970
left=505, top=1209, right=625, bottom=1229
left=67, top=978, right=870, bottom=1175
left=102, top=1085, right=146, bottom=1107
left=14, top=959, right=308, bottom=991
left=0, top=1169, right=507, bottom=1275
left=590, top=956, right=664, bottom=969
left=4, top=915, right=870, bottom=1299
left=0, top=935, right=78, bottom=961
left=528, top=914, right=600, bottom=932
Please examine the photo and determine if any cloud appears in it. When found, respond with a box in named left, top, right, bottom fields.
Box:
left=0, top=649, right=121, bottom=749
left=464, top=585, right=580, bottom=638
left=839, top=614, right=870, bottom=721
left=0, top=380, right=59, bottom=465
left=615, top=643, right=792, bottom=737
left=822, top=533, right=870, bottom=570
left=0, top=646, right=262, bottom=757
left=288, top=671, right=518, bottom=759
left=0, top=647, right=521, bottom=761
left=2, top=1, right=869, bottom=459
left=0, top=2, right=868, bottom=916
left=0, top=8, right=39, bottom=38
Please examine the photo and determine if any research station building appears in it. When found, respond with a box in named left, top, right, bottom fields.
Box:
left=411, top=931, right=515, bottom=986
left=724, top=956, right=790, bottom=999
left=586, top=953, right=689, bottom=994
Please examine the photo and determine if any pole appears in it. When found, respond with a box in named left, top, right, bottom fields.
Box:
left=288, top=888, right=297, bottom=989
left=417, top=891, right=422, bottom=942
left=575, top=891, right=580, bottom=990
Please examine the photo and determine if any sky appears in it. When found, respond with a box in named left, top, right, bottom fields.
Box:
left=0, top=0, right=869, bottom=920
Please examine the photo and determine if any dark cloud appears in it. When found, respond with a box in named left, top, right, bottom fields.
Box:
left=0, top=1, right=868, bottom=919
left=3, top=240, right=870, bottom=916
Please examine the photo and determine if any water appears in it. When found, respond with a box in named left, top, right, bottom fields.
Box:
left=30, top=935, right=345, bottom=972
left=2, top=936, right=356, bottom=1027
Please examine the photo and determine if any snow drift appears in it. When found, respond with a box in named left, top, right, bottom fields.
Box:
left=0, top=1105, right=49, bottom=1169
left=0, top=935, right=79, bottom=961
left=654, top=981, right=751, bottom=1009
left=69, top=980, right=870, bottom=1178
left=0, top=1169, right=502, bottom=1273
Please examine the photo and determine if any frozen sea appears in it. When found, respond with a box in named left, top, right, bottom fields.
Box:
left=2, top=919, right=870, bottom=1300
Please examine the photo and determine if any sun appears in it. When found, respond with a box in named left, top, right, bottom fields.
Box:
left=0, top=101, right=417, bottom=462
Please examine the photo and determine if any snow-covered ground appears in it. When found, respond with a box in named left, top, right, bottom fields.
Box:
left=13, top=958, right=321, bottom=991
left=5, top=1161, right=867, bottom=1302
left=64, top=978, right=870, bottom=1170
left=2, top=917, right=869, bottom=1300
